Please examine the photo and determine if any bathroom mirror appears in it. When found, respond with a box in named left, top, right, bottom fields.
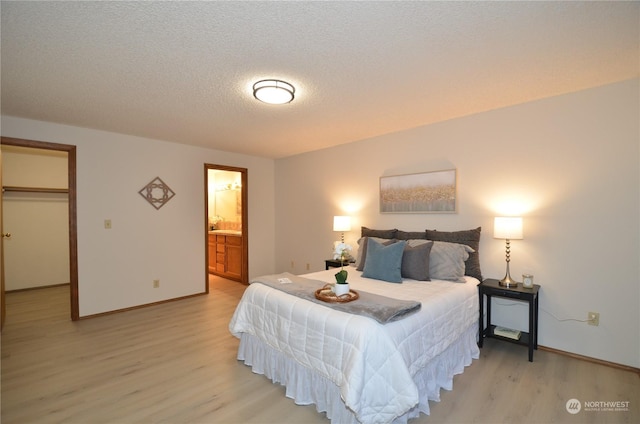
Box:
left=207, top=169, right=242, bottom=232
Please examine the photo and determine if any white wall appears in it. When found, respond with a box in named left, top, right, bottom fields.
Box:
left=2, top=146, right=70, bottom=290
left=2, top=80, right=637, bottom=367
left=275, top=79, right=640, bottom=368
left=1, top=117, right=276, bottom=317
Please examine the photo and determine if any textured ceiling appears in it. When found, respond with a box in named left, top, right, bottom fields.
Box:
left=1, top=1, right=638, bottom=159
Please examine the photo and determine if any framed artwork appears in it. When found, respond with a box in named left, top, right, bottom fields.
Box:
left=380, top=169, right=457, bottom=213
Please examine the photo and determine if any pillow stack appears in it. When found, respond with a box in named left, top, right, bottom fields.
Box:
left=355, top=226, right=482, bottom=284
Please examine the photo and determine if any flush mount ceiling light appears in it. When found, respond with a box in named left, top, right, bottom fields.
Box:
left=253, top=79, right=295, bottom=104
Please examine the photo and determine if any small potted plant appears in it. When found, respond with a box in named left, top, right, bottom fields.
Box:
left=333, top=242, right=351, bottom=296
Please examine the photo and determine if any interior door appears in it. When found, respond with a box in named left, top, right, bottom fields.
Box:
left=1, top=147, right=6, bottom=329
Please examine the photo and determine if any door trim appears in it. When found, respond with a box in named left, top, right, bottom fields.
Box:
left=204, top=164, right=248, bottom=287
left=1, top=137, right=79, bottom=321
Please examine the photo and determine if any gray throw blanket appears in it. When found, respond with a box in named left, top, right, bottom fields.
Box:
left=250, top=272, right=421, bottom=324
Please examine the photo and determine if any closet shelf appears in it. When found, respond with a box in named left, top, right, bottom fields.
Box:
left=2, top=186, right=69, bottom=194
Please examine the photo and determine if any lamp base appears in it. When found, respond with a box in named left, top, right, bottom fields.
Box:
left=498, top=276, right=519, bottom=288
left=499, top=245, right=518, bottom=287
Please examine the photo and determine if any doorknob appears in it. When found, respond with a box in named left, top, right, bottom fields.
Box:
left=1, top=233, right=11, bottom=238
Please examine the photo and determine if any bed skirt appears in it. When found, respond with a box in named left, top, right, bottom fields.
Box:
left=237, top=323, right=479, bottom=423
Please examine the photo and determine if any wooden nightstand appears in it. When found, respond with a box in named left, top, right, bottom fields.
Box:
left=478, top=278, right=540, bottom=362
left=325, top=259, right=352, bottom=270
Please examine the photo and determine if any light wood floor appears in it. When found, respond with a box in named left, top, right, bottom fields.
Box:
left=1, top=276, right=638, bottom=424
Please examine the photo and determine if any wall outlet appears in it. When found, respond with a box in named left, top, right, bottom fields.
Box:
left=306, top=263, right=310, bottom=271
left=291, top=261, right=294, bottom=269
left=588, top=311, right=599, bottom=326
left=153, top=279, right=160, bottom=288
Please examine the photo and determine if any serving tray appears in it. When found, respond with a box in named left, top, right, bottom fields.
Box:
left=315, top=284, right=359, bottom=303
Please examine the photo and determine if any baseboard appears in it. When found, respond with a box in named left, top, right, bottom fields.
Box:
left=78, top=292, right=208, bottom=320
left=539, top=345, right=640, bottom=376
left=6, top=282, right=70, bottom=293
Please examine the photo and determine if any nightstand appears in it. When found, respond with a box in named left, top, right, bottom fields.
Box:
left=325, top=259, right=352, bottom=270
left=478, top=278, right=540, bottom=362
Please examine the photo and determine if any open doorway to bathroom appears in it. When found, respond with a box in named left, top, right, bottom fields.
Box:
left=204, top=164, right=248, bottom=286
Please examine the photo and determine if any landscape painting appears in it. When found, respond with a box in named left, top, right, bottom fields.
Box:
left=380, top=169, right=457, bottom=213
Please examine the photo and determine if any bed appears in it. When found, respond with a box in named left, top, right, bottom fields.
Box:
left=229, top=227, right=483, bottom=424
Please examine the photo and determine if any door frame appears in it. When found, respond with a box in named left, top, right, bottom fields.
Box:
left=1, top=137, right=79, bottom=321
left=204, top=164, right=248, bottom=287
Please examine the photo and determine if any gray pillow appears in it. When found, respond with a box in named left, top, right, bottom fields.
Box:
left=401, top=240, right=434, bottom=281
left=361, top=226, right=397, bottom=239
left=362, top=238, right=407, bottom=283
left=356, top=237, right=396, bottom=271
left=425, top=227, right=482, bottom=281
left=396, top=230, right=428, bottom=240
left=429, top=241, right=474, bottom=283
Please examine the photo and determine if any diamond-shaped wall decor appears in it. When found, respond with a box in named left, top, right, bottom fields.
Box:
left=138, top=177, right=175, bottom=210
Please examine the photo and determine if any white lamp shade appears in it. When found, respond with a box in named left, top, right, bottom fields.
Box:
left=493, top=217, right=523, bottom=240
left=333, top=216, right=351, bottom=232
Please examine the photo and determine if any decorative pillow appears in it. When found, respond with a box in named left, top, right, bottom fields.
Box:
left=401, top=240, right=434, bottom=281
left=355, top=237, right=396, bottom=270
left=429, top=241, right=474, bottom=283
left=361, top=226, right=397, bottom=239
left=396, top=230, right=428, bottom=240
left=405, top=239, right=431, bottom=248
left=362, top=238, right=407, bottom=283
left=425, top=227, right=482, bottom=281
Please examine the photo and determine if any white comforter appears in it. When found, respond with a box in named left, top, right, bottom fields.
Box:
left=229, top=267, right=479, bottom=424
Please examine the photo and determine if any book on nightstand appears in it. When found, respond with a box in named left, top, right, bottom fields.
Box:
left=494, top=326, right=521, bottom=340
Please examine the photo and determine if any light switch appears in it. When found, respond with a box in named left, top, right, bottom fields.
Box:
left=104, top=219, right=112, bottom=229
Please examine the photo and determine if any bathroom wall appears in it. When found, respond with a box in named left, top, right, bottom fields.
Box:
left=208, top=169, right=242, bottom=230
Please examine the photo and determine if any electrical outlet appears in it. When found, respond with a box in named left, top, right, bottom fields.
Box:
left=104, top=219, right=112, bottom=229
left=291, top=261, right=294, bottom=268
left=588, top=312, right=599, bottom=326
left=306, top=263, right=310, bottom=271
left=153, top=279, right=160, bottom=288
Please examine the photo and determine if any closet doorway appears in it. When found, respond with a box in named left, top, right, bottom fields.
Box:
left=205, top=164, right=248, bottom=286
left=0, top=137, right=78, bottom=327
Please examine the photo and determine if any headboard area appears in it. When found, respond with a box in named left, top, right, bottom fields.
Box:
left=358, top=226, right=483, bottom=283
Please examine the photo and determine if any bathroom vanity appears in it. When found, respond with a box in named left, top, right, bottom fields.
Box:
left=208, top=230, right=243, bottom=281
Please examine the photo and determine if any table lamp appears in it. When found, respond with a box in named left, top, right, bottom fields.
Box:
left=493, top=217, right=523, bottom=287
left=333, top=216, right=351, bottom=243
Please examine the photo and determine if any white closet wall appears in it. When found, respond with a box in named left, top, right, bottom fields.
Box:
left=2, top=146, right=69, bottom=290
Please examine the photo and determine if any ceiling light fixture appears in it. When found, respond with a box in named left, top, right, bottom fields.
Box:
left=253, top=79, right=295, bottom=104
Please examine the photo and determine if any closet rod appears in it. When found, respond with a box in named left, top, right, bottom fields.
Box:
left=2, top=186, right=69, bottom=194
